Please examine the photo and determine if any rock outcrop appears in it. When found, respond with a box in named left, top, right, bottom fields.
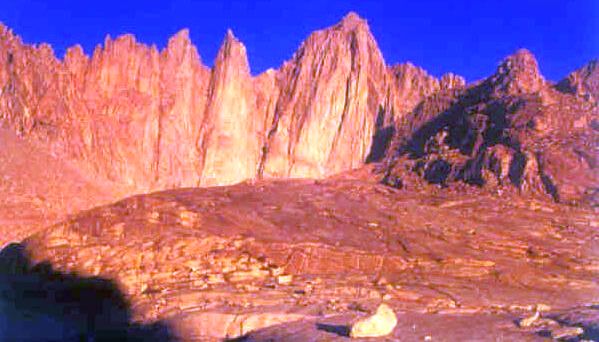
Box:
left=350, top=303, right=398, bottom=338
left=382, top=49, right=598, bottom=204
left=0, top=13, right=461, bottom=194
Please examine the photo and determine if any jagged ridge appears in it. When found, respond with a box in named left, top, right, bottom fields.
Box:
left=0, top=13, right=461, bottom=194
left=0, top=14, right=595, bottom=203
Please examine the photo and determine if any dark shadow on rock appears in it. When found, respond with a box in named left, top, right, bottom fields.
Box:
left=225, top=335, right=251, bottom=342
left=424, top=159, right=452, bottom=185
left=385, top=80, right=545, bottom=192
left=396, top=84, right=487, bottom=159
left=316, top=322, right=351, bottom=337
left=0, top=242, right=177, bottom=341
left=401, top=109, right=457, bottom=159
left=508, top=150, right=526, bottom=187
left=460, top=154, right=486, bottom=187
left=546, top=306, right=599, bottom=342
left=366, top=108, right=396, bottom=163
left=535, top=329, right=552, bottom=338
left=536, top=153, right=560, bottom=202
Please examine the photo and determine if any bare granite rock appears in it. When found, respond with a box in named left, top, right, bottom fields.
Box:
left=0, top=13, right=461, bottom=194
left=350, top=303, right=397, bottom=338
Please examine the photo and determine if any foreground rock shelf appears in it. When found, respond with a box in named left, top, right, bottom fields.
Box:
left=2, top=178, right=597, bottom=340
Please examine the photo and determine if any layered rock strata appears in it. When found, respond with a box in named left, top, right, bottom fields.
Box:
left=7, top=179, right=598, bottom=339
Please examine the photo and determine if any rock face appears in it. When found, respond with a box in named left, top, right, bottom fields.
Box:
left=382, top=49, right=598, bottom=204
left=259, top=13, right=390, bottom=179
left=0, top=13, right=462, bottom=194
left=0, top=26, right=212, bottom=190
left=199, top=30, right=260, bottom=186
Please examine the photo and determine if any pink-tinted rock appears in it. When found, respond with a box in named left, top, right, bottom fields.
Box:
left=557, top=59, right=598, bottom=102
left=259, top=12, right=391, bottom=179
left=383, top=48, right=598, bottom=204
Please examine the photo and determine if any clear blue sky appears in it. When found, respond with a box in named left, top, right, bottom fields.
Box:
left=1, top=0, right=597, bottom=82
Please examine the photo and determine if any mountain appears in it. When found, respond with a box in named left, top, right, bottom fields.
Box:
left=0, top=13, right=596, bottom=203
left=381, top=49, right=598, bottom=204
left=0, top=13, right=460, bottom=194
left=1, top=12, right=598, bottom=340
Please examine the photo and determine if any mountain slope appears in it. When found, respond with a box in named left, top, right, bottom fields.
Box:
left=0, top=127, right=118, bottom=247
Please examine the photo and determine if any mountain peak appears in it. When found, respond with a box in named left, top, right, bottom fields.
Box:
left=225, top=28, right=236, bottom=41
left=219, top=29, right=244, bottom=53
left=64, top=44, right=88, bottom=67
left=557, top=59, right=599, bottom=100
left=214, top=28, right=250, bottom=74
left=0, top=22, right=16, bottom=41
left=163, top=28, right=202, bottom=65
left=165, top=29, right=194, bottom=56
left=508, top=48, right=536, bottom=62
left=218, top=28, right=243, bottom=52
left=491, top=48, right=544, bottom=94
left=338, top=11, right=369, bottom=31
left=168, top=29, right=191, bottom=46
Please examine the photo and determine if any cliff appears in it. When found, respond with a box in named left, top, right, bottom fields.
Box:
left=0, top=13, right=458, bottom=193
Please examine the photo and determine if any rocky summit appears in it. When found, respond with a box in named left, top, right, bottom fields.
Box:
left=0, top=11, right=597, bottom=341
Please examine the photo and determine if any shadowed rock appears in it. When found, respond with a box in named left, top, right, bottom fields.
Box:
left=0, top=243, right=175, bottom=341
